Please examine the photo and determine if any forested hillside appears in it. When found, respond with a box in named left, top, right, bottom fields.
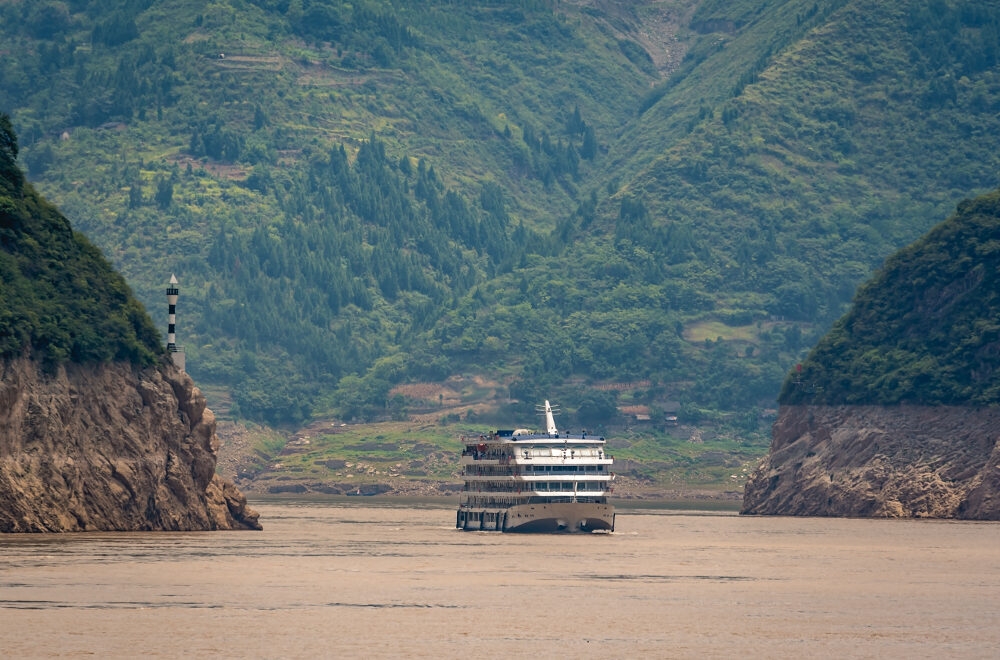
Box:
left=390, top=0, right=1000, bottom=423
left=781, top=189, right=1000, bottom=406
left=1, top=0, right=660, bottom=422
left=613, top=0, right=1000, bottom=321
left=3, top=0, right=999, bottom=433
left=0, top=114, right=160, bottom=366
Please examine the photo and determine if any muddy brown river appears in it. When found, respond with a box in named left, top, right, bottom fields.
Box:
left=1, top=499, right=997, bottom=658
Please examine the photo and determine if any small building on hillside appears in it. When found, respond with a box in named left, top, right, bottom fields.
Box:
left=657, top=400, right=681, bottom=426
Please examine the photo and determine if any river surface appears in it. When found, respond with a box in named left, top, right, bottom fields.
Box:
left=1, top=498, right=998, bottom=658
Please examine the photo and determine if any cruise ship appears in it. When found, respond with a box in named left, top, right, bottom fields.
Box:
left=456, top=401, right=615, bottom=533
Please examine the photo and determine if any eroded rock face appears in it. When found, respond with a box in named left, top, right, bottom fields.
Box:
left=742, top=405, right=1000, bottom=519
left=0, top=356, right=261, bottom=532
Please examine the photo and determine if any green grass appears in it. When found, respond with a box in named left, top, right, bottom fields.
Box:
left=683, top=320, right=758, bottom=343
left=608, top=428, right=766, bottom=490
left=267, top=421, right=471, bottom=481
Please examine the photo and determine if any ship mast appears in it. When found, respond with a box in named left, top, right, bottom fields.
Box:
left=544, top=400, right=558, bottom=435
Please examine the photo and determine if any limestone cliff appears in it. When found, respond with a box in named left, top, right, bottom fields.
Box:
left=742, top=405, right=1000, bottom=519
left=743, top=191, right=1000, bottom=519
left=0, top=355, right=261, bottom=531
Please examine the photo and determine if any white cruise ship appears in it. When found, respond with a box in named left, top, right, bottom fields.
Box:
left=456, top=401, right=615, bottom=533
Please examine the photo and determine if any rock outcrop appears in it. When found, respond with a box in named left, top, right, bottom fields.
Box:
left=742, top=405, right=1000, bottom=519
left=0, top=355, right=261, bottom=532
left=744, top=192, right=1000, bottom=519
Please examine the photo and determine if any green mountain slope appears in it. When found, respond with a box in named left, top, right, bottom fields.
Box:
left=3, top=0, right=1000, bottom=432
left=781, top=188, right=1000, bottom=406
left=611, top=0, right=1000, bottom=319
left=396, top=0, right=1000, bottom=421
left=0, top=115, right=160, bottom=365
left=2, top=0, right=662, bottom=422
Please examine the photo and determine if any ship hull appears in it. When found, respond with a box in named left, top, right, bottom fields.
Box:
left=457, top=502, right=615, bottom=533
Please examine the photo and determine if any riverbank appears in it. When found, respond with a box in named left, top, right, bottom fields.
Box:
left=216, top=419, right=756, bottom=503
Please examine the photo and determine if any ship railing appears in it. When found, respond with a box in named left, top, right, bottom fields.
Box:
left=460, top=450, right=513, bottom=462
left=461, top=486, right=604, bottom=493
left=463, top=470, right=612, bottom=479
left=508, top=453, right=615, bottom=461
left=464, top=467, right=522, bottom=476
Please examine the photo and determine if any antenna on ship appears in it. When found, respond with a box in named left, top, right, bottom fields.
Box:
left=535, top=400, right=559, bottom=436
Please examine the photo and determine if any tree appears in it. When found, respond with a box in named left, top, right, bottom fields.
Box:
left=27, top=2, right=71, bottom=39
left=565, top=104, right=584, bottom=134
left=92, top=12, right=139, bottom=46
left=575, top=390, right=618, bottom=427
left=0, top=113, right=23, bottom=193
left=154, top=176, right=173, bottom=209
left=581, top=125, right=597, bottom=160
left=128, top=180, right=143, bottom=208
left=23, top=143, right=54, bottom=176
left=253, top=104, right=268, bottom=130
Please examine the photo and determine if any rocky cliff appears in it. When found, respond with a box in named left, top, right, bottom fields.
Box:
left=743, top=191, right=1000, bottom=518
left=742, top=405, right=1000, bottom=518
left=0, top=116, right=258, bottom=532
left=0, top=355, right=261, bottom=531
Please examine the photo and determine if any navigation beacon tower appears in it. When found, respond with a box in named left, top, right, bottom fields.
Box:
left=166, top=274, right=185, bottom=372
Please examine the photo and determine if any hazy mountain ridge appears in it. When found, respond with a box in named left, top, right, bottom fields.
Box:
left=3, top=0, right=664, bottom=422
left=609, top=0, right=1000, bottom=320
left=394, top=0, right=1000, bottom=420
left=2, top=0, right=999, bottom=441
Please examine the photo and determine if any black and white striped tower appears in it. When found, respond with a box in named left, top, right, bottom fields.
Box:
left=166, top=274, right=185, bottom=371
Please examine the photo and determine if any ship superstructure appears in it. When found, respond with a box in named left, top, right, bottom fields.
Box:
left=456, top=401, right=615, bottom=532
